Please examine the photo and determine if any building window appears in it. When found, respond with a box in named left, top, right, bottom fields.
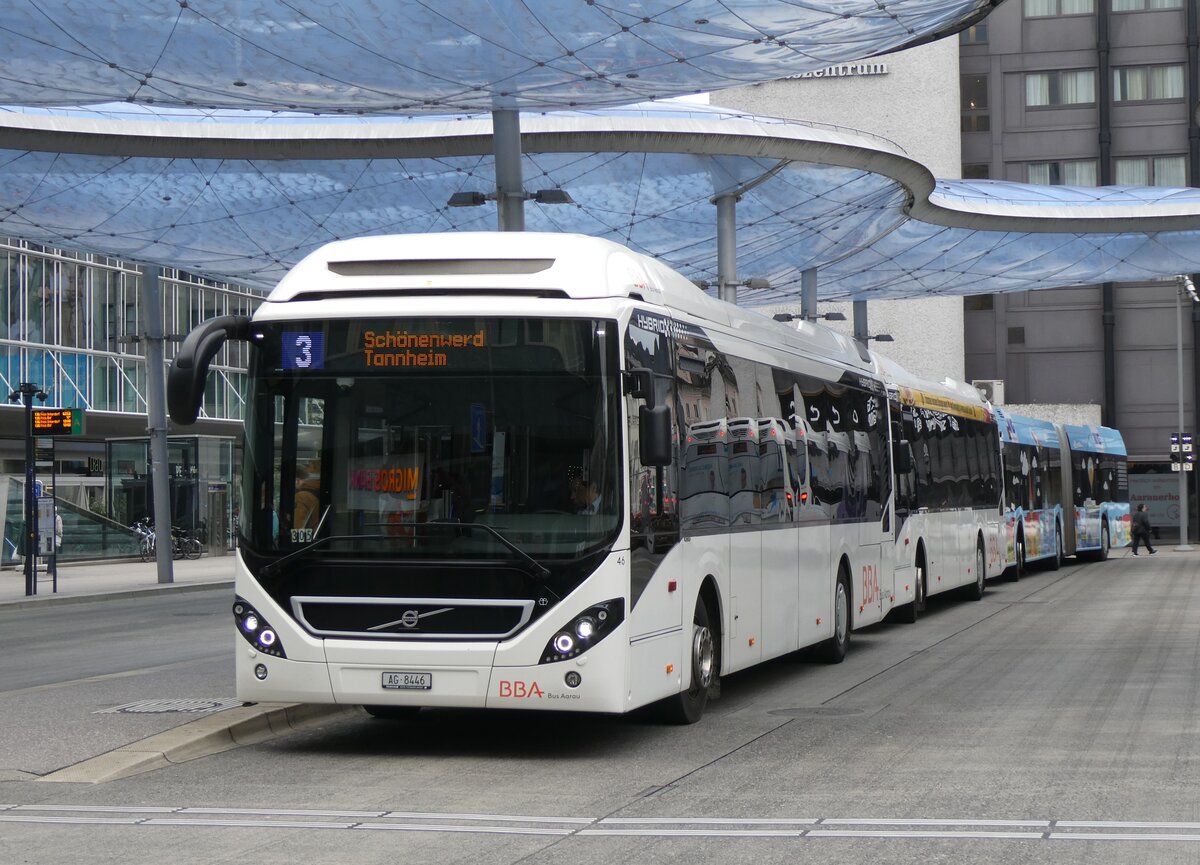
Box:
left=1024, top=0, right=1094, bottom=16
left=1113, top=0, right=1183, bottom=10
left=962, top=164, right=991, bottom=180
left=959, top=24, right=988, bottom=44
left=1026, top=70, right=1096, bottom=107
left=961, top=74, right=989, bottom=132
left=1113, top=64, right=1185, bottom=102
left=1114, top=155, right=1187, bottom=187
left=1028, top=160, right=1098, bottom=186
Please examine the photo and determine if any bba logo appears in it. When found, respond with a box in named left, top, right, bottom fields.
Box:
left=498, top=680, right=544, bottom=699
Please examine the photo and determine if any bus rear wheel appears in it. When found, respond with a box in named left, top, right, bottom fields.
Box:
left=1048, top=525, right=1062, bottom=571
left=659, top=596, right=716, bottom=724
left=1097, top=522, right=1110, bottom=561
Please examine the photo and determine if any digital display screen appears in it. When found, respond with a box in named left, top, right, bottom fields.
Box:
left=282, top=331, right=326, bottom=370
left=32, top=408, right=84, bottom=436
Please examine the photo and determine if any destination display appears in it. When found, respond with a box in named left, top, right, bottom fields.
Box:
left=31, top=408, right=85, bottom=436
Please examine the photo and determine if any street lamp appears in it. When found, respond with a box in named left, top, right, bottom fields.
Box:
left=9, top=382, right=47, bottom=596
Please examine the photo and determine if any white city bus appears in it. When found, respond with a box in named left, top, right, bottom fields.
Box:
left=169, top=232, right=997, bottom=723
left=875, top=357, right=1006, bottom=622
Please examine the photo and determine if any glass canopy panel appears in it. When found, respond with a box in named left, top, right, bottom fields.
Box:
left=0, top=1, right=999, bottom=111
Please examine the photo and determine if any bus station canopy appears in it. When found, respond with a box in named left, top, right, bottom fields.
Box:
left=0, top=0, right=999, bottom=113
left=1, top=103, right=1199, bottom=302
left=0, top=0, right=1197, bottom=302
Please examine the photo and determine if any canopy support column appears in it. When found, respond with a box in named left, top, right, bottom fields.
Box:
left=801, top=269, right=818, bottom=321
left=853, top=301, right=868, bottom=341
left=716, top=194, right=738, bottom=304
left=142, top=265, right=174, bottom=584
left=493, top=109, right=525, bottom=232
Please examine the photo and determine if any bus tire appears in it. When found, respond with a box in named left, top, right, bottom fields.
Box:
left=965, top=541, right=986, bottom=601
left=822, top=568, right=851, bottom=664
left=363, top=705, right=421, bottom=720
left=1008, top=533, right=1024, bottom=582
left=897, top=552, right=926, bottom=624
left=1048, top=524, right=1062, bottom=571
left=1097, top=521, right=1110, bottom=562
left=659, top=595, right=716, bottom=724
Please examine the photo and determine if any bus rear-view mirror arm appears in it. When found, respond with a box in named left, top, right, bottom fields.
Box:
left=168, top=314, right=254, bottom=425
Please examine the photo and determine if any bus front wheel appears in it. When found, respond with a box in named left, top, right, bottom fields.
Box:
left=659, top=596, right=716, bottom=724
left=822, top=569, right=851, bottom=663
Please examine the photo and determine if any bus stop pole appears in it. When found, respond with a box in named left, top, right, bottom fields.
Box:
left=142, top=265, right=175, bottom=582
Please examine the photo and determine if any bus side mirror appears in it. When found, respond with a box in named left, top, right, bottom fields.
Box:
left=168, top=315, right=253, bottom=425
left=640, top=405, right=673, bottom=467
left=893, top=439, right=913, bottom=474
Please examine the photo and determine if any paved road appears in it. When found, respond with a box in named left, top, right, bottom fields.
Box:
left=3, top=549, right=1200, bottom=864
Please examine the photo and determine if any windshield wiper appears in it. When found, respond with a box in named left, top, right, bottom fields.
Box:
left=259, top=520, right=550, bottom=582
left=260, top=531, right=392, bottom=578
left=420, top=521, right=550, bottom=581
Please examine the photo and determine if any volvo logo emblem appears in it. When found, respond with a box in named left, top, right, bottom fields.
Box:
left=368, top=607, right=453, bottom=632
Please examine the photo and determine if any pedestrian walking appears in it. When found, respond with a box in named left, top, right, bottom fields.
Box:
left=1131, top=503, right=1158, bottom=556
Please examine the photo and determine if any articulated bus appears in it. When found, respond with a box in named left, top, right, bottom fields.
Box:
left=167, top=232, right=1105, bottom=724
left=994, top=407, right=1129, bottom=575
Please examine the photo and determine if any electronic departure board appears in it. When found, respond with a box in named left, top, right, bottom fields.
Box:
left=31, top=408, right=85, bottom=436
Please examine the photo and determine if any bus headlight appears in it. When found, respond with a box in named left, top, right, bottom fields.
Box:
left=540, top=599, right=624, bottom=664
left=233, top=598, right=287, bottom=659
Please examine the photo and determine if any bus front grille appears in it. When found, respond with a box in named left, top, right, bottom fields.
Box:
left=290, top=596, right=536, bottom=640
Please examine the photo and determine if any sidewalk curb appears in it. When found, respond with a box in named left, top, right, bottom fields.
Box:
left=40, top=702, right=357, bottom=784
left=0, top=580, right=234, bottom=610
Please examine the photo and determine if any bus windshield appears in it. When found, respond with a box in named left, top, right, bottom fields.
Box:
left=241, top=316, right=622, bottom=568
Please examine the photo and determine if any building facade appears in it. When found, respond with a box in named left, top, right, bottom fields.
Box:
left=0, top=238, right=259, bottom=518
left=959, top=0, right=1197, bottom=529
left=959, top=0, right=1193, bottom=458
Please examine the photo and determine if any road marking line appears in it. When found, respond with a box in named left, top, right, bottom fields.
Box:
left=822, top=818, right=1052, bottom=827
left=809, top=830, right=1046, bottom=840
left=146, top=818, right=357, bottom=830
left=1052, top=833, right=1200, bottom=842
left=580, top=828, right=806, bottom=837
left=1058, top=821, right=1200, bottom=829
left=382, top=811, right=593, bottom=824
left=357, top=823, right=574, bottom=836
left=600, top=817, right=818, bottom=825
left=180, top=807, right=387, bottom=818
